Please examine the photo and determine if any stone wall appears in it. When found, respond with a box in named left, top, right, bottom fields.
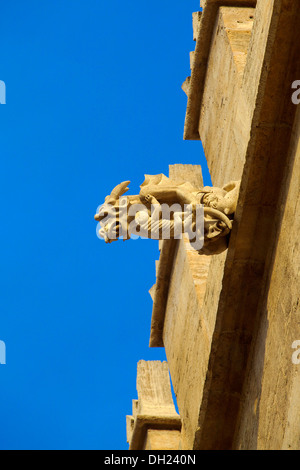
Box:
left=127, top=0, right=300, bottom=450
left=180, top=0, right=300, bottom=450
left=234, top=106, right=300, bottom=450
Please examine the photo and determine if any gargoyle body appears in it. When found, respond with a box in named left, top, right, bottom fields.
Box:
left=94, top=174, right=240, bottom=254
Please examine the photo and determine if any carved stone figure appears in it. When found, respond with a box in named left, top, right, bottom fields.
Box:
left=94, top=174, right=240, bottom=254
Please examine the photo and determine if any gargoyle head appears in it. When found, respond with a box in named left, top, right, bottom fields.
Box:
left=94, top=180, right=130, bottom=221
left=94, top=181, right=131, bottom=243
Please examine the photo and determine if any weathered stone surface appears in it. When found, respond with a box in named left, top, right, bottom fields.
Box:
left=149, top=165, right=225, bottom=448
left=144, top=429, right=181, bottom=451
left=197, top=7, right=255, bottom=183
left=126, top=361, right=181, bottom=450
left=162, top=238, right=223, bottom=449
left=183, top=0, right=300, bottom=450
left=136, top=361, right=177, bottom=417
left=125, top=0, right=300, bottom=451
left=163, top=0, right=300, bottom=451
left=234, top=104, right=300, bottom=450
left=149, top=164, right=209, bottom=348
left=184, top=0, right=256, bottom=140
left=192, top=12, right=202, bottom=42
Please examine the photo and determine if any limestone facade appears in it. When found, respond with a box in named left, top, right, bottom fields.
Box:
left=126, top=0, right=300, bottom=450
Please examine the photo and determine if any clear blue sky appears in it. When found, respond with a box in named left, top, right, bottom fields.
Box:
left=0, top=1, right=209, bottom=449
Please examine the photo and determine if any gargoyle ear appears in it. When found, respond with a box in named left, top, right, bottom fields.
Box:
left=104, top=195, right=116, bottom=204
left=110, top=180, right=131, bottom=199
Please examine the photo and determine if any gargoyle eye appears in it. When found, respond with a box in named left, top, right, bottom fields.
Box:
left=119, top=197, right=128, bottom=207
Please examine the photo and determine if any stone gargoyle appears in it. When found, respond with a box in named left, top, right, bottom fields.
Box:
left=94, top=174, right=240, bottom=254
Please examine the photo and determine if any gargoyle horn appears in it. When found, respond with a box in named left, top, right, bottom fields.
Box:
left=106, top=181, right=131, bottom=201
